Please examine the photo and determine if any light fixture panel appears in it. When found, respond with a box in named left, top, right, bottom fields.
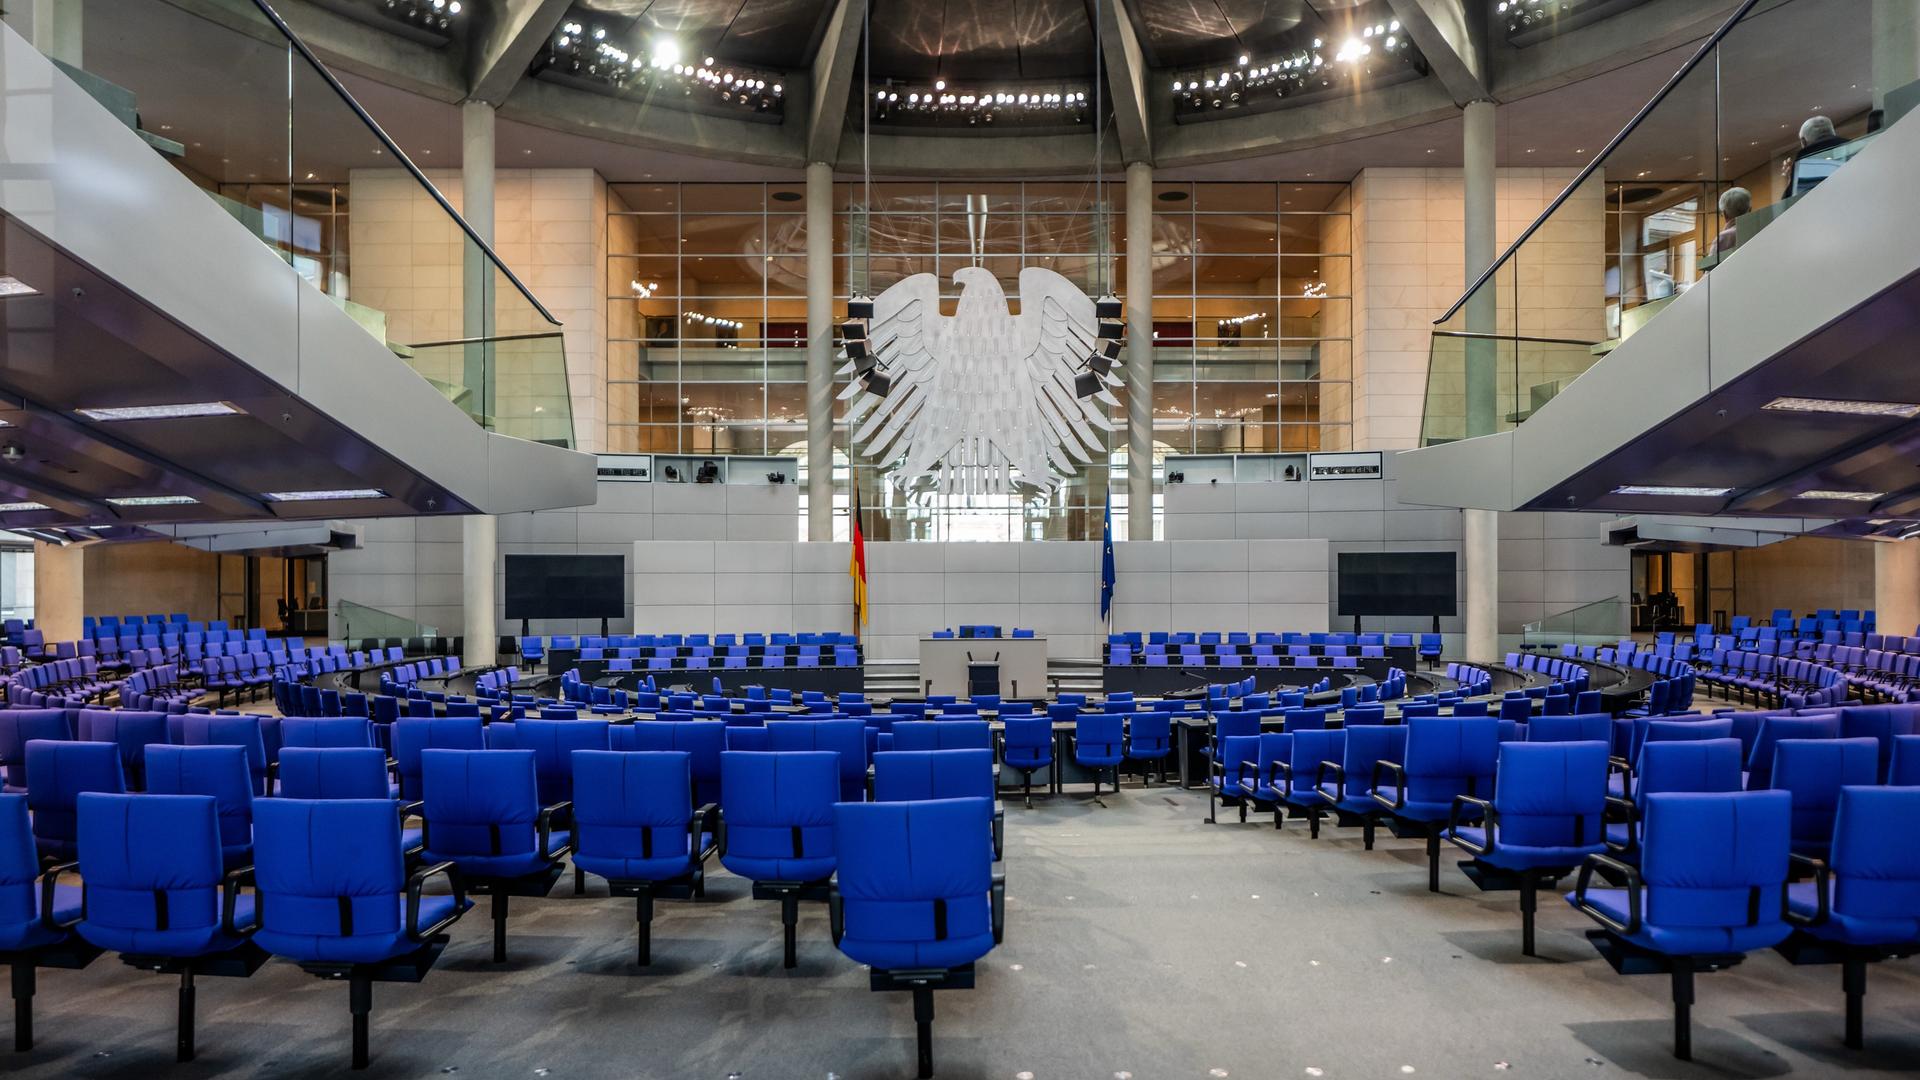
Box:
left=77, top=402, right=242, bottom=422
left=1761, top=396, right=1920, bottom=419
left=1611, top=485, right=1734, bottom=497
left=1795, top=490, right=1886, bottom=502
left=0, top=501, right=47, bottom=512
left=105, top=495, right=200, bottom=507
left=263, top=488, right=389, bottom=502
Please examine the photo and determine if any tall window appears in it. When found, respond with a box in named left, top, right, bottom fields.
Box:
left=605, top=181, right=1353, bottom=538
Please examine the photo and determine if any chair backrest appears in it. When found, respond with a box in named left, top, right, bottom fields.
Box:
left=515, top=718, right=613, bottom=804
left=77, top=709, right=168, bottom=787
left=1635, top=738, right=1745, bottom=801
left=1213, top=710, right=1261, bottom=741
left=872, top=749, right=995, bottom=802
left=572, top=750, right=697, bottom=866
left=24, top=740, right=125, bottom=857
left=144, top=744, right=253, bottom=861
left=1128, top=711, right=1173, bottom=747
left=75, top=793, right=227, bottom=950
left=1490, top=741, right=1609, bottom=848
left=0, top=792, right=41, bottom=940
left=1640, top=791, right=1791, bottom=932
left=890, top=720, right=991, bottom=752
left=420, top=749, right=544, bottom=858
left=1075, top=713, right=1125, bottom=752
left=391, top=717, right=486, bottom=799
left=1334, top=724, right=1408, bottom=799
left=1891, top=734, right=1920, bottom=785
left=718, top=751, right=839, bottom=881
left=252, top=798, right=408, bottom=954
left=275, top=747, right=394, bottom=800
left=280, top=717, right=374, bottom=749
left=611, top=720, right=727, bottom=799
left=1770, top=737, right=1879, bottom=852
left=832, top=797, right=994, bottom=969
left=1401, top=717, right=1500, bottom=805
left=0, top=709, right=71, bottom=790
left=1826, top=786, right=1920, bottom=922
left=765, top=719, right=868, bottom=794
left=1526, top=713, right=1611, bottom=744
left=1747, top=714, right=1841, bottom=788
left=174, top=714, right=269, bottom=795
left=1282, top=730, right=1342, bottom=796
left=1001, top=715, right=1053, bottom=752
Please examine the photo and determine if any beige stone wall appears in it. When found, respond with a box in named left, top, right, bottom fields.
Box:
left=1348, top=167, right=1604, bottom=450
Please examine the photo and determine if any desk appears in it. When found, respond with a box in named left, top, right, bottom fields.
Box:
left=920, top=636, right=1047, bottom=699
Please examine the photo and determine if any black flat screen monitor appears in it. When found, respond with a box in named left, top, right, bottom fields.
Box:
left=1336, top=551, right=1458, bottom=617
left=504, top=554, right=625, bottom=620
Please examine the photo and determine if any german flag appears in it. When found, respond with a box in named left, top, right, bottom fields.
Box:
left=849, top=485, right=868, bottom=633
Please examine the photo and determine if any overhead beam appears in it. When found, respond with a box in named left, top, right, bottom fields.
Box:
left=1385, top=0, right=1489, bottom=105
left=1091, top=0, right=1152, bottom=165
left=806, top=0, right=867, bottom=163
left=160, top=0, right=465, bottom=103
left=464, top=0, right=573, bottom=106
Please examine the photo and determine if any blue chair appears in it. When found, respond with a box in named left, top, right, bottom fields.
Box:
left=1000, top=716, right=1053, bottom=809
left=1746, top=714, right=1841, bottom=789
left=1273, top=729, right=1344, bottom=838
left=144, top=745, right=255, bottom=870
left=719, top=751, right=839, bottom=969
left=24, top=740, right=125, bottom=861
left=1527, top=713, right=1611, bottom=744
left=891, top=719, right=991, bottom=752
left=70, top=793, right=263, bottom=1062
left=253, top=798, right=469, bottom=1069
left=1770, top=738, right=1878, bottom=858
left=1778, top=785, right=1920, bottom=1049
left=1605, top=739, right=1746, bottom=863
left=1571, top=791, right=1792, bottom=1061
left=1372, top=716, right=1499, bottom=892
left=419, top=749, right=571, bottom=964
left=1124, top=711, right=1173, bottom=785
left=874, top=749, right=1002, bottom=860
left=765, top=719, right=869, bottom=802
left=174, top=714, right=270, bottom=797
left=276, top=747, right=420, bottom=855
left=572, top=751, right=716, bottom=965
left=76, top=709, right=167, bottom=790
left=1890, top=734, right=1920, bottom=784
left=830, top=798, right=1003, bottom=1079
left=0, top=710, right=71, bottom=794
left=1071, top=714, right=1124, bottom=797
left=1209, top=732, right=1264, bottom=826
left=515, top=718, right=612, bottom=893
left=0, top=792, right=94, bottom=1051
left=1447, top=741, right=1610, bottom=955
left=1205, top=710, right=1263, bottom=824
left=612, top=719, right=728, bottom=806
left=390, top=717, right=484, bottom=800
left=1316, top=724, right=1407, bottom=849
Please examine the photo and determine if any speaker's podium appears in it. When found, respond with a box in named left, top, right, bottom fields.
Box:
left=919, top=632, right=1048, bottom=699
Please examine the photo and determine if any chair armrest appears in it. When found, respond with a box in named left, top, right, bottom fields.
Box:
left=1447, top=796, right=1495, bottom=854
left=1785, top=854, right=1831, bottom=927
left=688, top=801, right=720, bottom=854
left=1313, top=760, right=1345, bottom=804
left=407, top=861, right=466, bottom=939
left=1608, top=755, right=1633, bottom=793
left=1573, top=853, right=1642, bottom=935
left=990, top=871, right=1006, bottom=944
left=537, top=801, right=574, bottom=859
left=828, top=883, right=844, bottom=945
left=1602, top=796, right=1638, bottom=855
left=715, top=809, right=728, bottom=856
left=221, top=866, right=258, bottom=936
left=37, top=861, right=79, bottom=930
left=397, top=800, right=424, bottom=824
left=1369, top=760, right=1407, bottom=811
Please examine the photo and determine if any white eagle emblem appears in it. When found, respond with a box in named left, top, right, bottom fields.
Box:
left=837, top=266, right=1122, bottom=495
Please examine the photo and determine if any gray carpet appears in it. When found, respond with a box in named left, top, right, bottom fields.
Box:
left=12, top=785, right=1920, bottom=1079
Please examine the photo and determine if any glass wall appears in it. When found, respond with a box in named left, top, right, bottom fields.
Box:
left=605, top=180, right=1352, bottom=538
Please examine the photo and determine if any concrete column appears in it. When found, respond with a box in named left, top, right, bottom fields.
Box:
left=461, top=102, right=499, bottom=668
left=1872, top=0, right=1920, bottom=111
left=1125, top=162, right=1154, bottom=542
left=32, top=540, right=83, bottom=645
left=1462, top=99, right=1500, bottom=662
left=805, top=161, right=834, bottom=541
left=1875, top=540, right=1920, bottom=641
left=30, top=0, right=81, bottom=67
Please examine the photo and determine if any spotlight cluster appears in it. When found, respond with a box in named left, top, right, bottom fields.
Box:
left=1499, top=0, right=1557, bottom=36
left=380, top=0, right=462, bottom=30
left=537, top=22, right=784, bottom=118
left=1498, top=0, right=1637, bottom=41
left=1170, top=19, right=1425, bottom=121
left=1074, top=297, right=1125, bottom=399
left=870, top=80, right=1092, bottom=128
left=684, top=311, right=743, bottom=331
left=1217, top=312, right=1267, bottom=328
left=840, top=297, right=892, bottom=397
left=312, top=0, right=463, bottom=43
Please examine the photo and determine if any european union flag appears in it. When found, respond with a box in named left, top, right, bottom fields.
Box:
left=1100, top=495, right=1115, bottom=624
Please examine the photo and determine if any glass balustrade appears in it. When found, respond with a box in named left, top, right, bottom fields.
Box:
left=336, top=599, right=439, bottom=645
left=1523, top=597, right=1629, bottom=650
left=1423, top=0, right=1888, bottom=446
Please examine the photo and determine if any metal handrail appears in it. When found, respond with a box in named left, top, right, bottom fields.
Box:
left=251, top=0, right=561, bottom=327
left=1433, top=0, right=1766, bottom=325
left=1430, top=330, right=1602, bottom=348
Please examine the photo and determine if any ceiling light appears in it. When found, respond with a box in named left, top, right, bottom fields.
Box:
left=1796, top=490, right=1886, bottom=502
left=106, top=495, right=199, bottom=507
left=0, top=276, right=37, bottom=298
left=1612, top=485, right=1734, bottom=497
left=0, top=501, right=47, bottom=512
left=1761, top=396, right=1920, bottom=419
left=264, top=488, right=389, bottom=502
left=76, top=402, right=242, bottom=422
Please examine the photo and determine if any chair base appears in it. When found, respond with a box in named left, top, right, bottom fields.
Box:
left=121, top=943, right=271, bottom=1062
left=1457, top=861, right=1573, bottom=957
left=1329, top=808, right=1379, bottom=849
left=605, top=870, right=706, bottom=966
left=1585, top=930, right=1746, bottom=1061
left=1383, top=817, right=1445, bottom=892
left=751, top=880, right=832, bottom=969
left=1774, top=933, right=1917, bottom=1049
left=466, top=863, right=568, bottom=963
left=870, top=965, right=976, bottom=1080
left=297, top=935, right=451, bottom=1070
left=3, top=940, right=103, bottom=1052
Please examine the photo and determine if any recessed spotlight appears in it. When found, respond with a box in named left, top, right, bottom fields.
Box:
left=263, top=488, right=389, bottom=502
left=1796, top=490, right=1885, bottom=502
left=0, top=276, right=37, bottom=298
left=1612, top=485, right=1733, bottom=497
left=1762, top=396, right=1920, bottom=419
left=77, top=402, right=242, bottom=422
left=106, top=495, right=200, bottom=507
left=0, top=501, right=47, bottom=512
